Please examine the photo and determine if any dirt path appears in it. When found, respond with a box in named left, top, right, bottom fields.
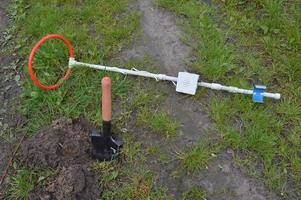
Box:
left=0, top=0, right=13, bottom=172
left=0, top=0, right=24, bottom=195
left=121, top=0, right=281, bottom=199
left=124, top=0, right=191, bottom=76
left=0, top=1, right=9, bottom=32
left=0, top=0, right=22, bottom=130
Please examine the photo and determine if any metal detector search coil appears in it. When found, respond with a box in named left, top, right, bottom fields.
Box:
left=28, top=34, right=281, bottom=103
left=28, top=34, right=74, bottom=90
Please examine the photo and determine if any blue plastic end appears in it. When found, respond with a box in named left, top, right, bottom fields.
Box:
left=252, top=85, right=266, bottom=103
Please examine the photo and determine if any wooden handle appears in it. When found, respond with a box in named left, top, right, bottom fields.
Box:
left=102, top=77, right=112, bottom=121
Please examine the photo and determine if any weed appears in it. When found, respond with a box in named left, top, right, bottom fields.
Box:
left=158, top=153, right=169, bottom=165
left=146, top=144, right=160, bottom=155
left=176, top=142, right=210, bottom=173
left=7, top=165, right=56, bottom=200
left=181, top=186, right=206, bottom=200
left=8, top=168, right=34, bottom=200
left=116, top=170, right=172, bottom=200
left=92, top=161, right=120, bottom=191
left=0, top=127, right=16, bottom=143
left=122, top=134, right=144, bottom=163
left=127, top=88, right=164, bottom=111
left=138, top=108, right=179, bottom=138
left=93, top=161, right=171, bottom=200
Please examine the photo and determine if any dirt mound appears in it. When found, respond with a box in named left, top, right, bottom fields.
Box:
left=19, top=118, right=100, bottom=200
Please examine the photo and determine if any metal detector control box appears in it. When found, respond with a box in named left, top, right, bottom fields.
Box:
left=176, top=72, right=200, bottom=95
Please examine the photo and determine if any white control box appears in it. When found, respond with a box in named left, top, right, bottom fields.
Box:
left=176, top=72, right=199, bottom=95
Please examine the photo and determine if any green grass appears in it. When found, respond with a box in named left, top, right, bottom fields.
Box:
left=181, top=186, right=206, bottom=200
left=175, top=142, right=211, bottom=173
left=116, top=171, right=171, bottom=200
left=8, top=168, right=34, bottom=200
left=138, top=108, right=179, bottom=138
left=92, top=160, right=172, bottom=200
left=119, top=73, right=178, bottom=138
left=6, top=165, right=56, bottom=200
left=10, top=0, right=139, bottom=134
left=122, top=134, right=145, bottom=163
left=157, top=0, right=237, bottom=81
left=7, top=0, right=300, bottom=198
left=157, top=0, right=301, bottom=197
left=126, top=87, right=164, bottom=111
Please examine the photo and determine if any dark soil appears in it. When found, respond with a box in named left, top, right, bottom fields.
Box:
left=0, top=0, right=22, bottom=185
left=19, top=118, right=100, bottom=200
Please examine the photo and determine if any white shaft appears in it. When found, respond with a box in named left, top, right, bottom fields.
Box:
left=69, top=59, right=281, bottom=100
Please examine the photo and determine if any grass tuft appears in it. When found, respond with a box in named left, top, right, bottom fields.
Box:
left=92, top=161, right=172, bottom=200
left=8, top=168, right=35, bottom=200
left=138, top=108, right=179, bottom=138
left=7, top=165, right=56, bottom=200
left=176, top=142, right=211, bottom=173
left=181, top=186, right=206, bottom=200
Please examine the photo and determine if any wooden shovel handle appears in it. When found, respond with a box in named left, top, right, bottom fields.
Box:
left=101, top=77, right=112, bottom=122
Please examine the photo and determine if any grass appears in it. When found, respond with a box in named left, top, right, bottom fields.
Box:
left=157, top=0, right=301, bottom=197
left=117, top=171, right=171, bottom=200
left=175, top=142, right=213, bottom=173
left=126, top=87, right=164, bottom=111
left=181, top=186, right=206, bottom=200
left=92, top=159, right=172, bottom=200
left=122, top=134, right=145, bottom=163
left=119, top=70, right=178, bottom=138
left=7, top=0, right=300, bottom=198
left=157, top=0, right=237, bottom=81
left=8, top=168, right=34, bottom=200
left=138, top=108, right=179, bottom=138
left=6, top=164, right=56, bottom=200
left=9, top=0, right=139, bottom=134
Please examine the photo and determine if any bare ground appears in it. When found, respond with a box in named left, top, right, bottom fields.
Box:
left=120, top=0, right=281, bottom=199
left=0, top=0, right=21, bottom=185
left=19, top=118, right=100, bottom=200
